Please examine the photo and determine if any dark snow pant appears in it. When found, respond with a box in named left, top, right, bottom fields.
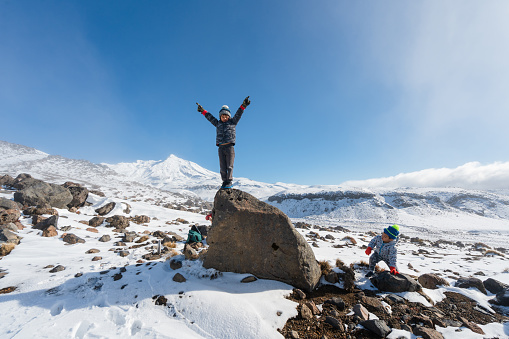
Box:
left=218, top=144, right=235, bottom=184
left=368, top=252, right=395, bottom=272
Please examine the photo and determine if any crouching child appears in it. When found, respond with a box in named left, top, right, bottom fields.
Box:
left=364, top=224, right=400, bottom=277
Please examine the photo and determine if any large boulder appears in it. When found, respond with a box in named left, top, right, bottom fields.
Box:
left=371, top=271, right=422, bottom=292
left=0, top=198, right=22, bottom=211
left=0, top=209, right=21, bottom=225
left=0, top=175, right=16, bottom=188
left=483, top=278, right=508, bottom=294
left=14, top=181, right=73, bottom=209
left=62, top=182, right=89, bottom=208
left=202, top=189, right=321, bottom=292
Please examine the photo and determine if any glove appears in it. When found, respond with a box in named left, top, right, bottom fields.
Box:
left=205, top=214, right=212, bottom=221
left=242, top=96, right=250, bottom=108
left=196, top=103, right=204, bottom=113
left=390, top=266, right=399, bottom=275
left=365, top=247, right=372, bottom=255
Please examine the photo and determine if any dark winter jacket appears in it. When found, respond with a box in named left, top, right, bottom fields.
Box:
left=368, top=235, right=398, bottom=268
left=204, top=106, right=245, bottom=146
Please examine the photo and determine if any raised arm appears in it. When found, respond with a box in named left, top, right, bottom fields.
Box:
left=196, top=102, right=218, bottom=127
left=230, top=96, right=250, bottom=125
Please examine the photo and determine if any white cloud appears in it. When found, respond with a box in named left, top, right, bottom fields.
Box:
left=341, top=161, right=509, bottom=190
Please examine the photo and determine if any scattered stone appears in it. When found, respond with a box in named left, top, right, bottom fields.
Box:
left=459, top=316, right=485, bottom=335
left=34, top=215, right=59, bottom=231
left=1, top=223, right=18, bottom=232
left=142, top=253, right=161, bottom=260
left=0, top=209, right=21, bottom=225
left=0, top=197, right=21, bottom=211
left=113, top=273, right=123, bottom=281
left=88, top=217, right=105, bottom=227
left=99, top=235, right=111, bottom=242
left=0, top=229, right=21, bottom=244
left=86, top=227, right=99, bottom=233
left=95, top=202, right=116, bottom=216
left=64, top=184, right=89, bottom=209
left=455, top=277, right=487, bottom=295
left=241, top=276, right=257, bottom=283
left=92, top=256, right=102, bottom=261
left=106, top=215, right=129, bottom=229
left=154, top=295, right=167, bottom=306
left=118, top=250, right=129, bottom=257
left=170, top=259, right=182, bottom=270
left=324, top=316, right=343, bottom=331
left=324, top=297, right=345, bottom=311
left=483, top=278, right=508, bottom=294
left=0, top=286, right=17, bottom=294
left=42, top=225, right=58, bottom=237
left=495, top=289, right=509, bottom=306
left=418, top=273, right=450, bottom=289
left=136, top=235, right=150, bottom=243
left=123, top=233, right=136, bottom=243
left=353, top=304, right=370, bottom=321
left=300, top=304, right=313, bottom=320
left=133, top=215, right=150, bottom=224
left=289, top=330, right=300, bottom=339
left=414, top=326, right=444, bottom=339
left=49, top=265, right=65, bottom=273
left=361, top=296, right=387, bottom=314
left=294, top=289, right=306, bottom=300
left=0, top=243, right=16, bottom=256
left=86, top=249, right=100, bottom=254
left=203, top=189, right=321, bottom=292
left=62, top=233, right=85, bottom=244
left=183, top=243, right=199, bottom=260
left=360, top=319, right=391, bottom=337
left=75, top=273, right=83, bottom=278
left=173, top=273, right=186, bottom=283
left=371, top=271, right=422, bottom=292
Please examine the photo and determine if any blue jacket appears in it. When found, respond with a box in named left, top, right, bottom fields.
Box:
left=204, top=106, right=245, bottom=146
left=368, top=235, right=398, bottom=268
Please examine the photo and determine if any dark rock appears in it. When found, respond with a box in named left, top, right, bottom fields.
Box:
left=65, top=185, right=89, bottom=208
left=241, top=276, right=257, bottom=283
left=361, top=296, right=388, bottom=314
left=414, top=326, right=444, bottom=339
left=49, top=265, right=65, bottom=273
left=418, top=273, right=450, bottom=289
left=88, top=217, right=105, bottom=227
left=202, top=189, right=321, bottom=292
left=98, top=235, right=111, bottom=242
left=118, top=250, right=129, bottom=257
left=0, top=209, right=21, bottom=225
left=495, top=288, right=509, bottom=306
left=123, top=233, right=136, bottom=243
left=142, top=254, right=161, bottom=260
left=91, top=256, right=102, bottom=261
left=371, top=271, right=422, bottom=292
left=0, top=197, right=21, bottom=211
left=455, top=277, right=487, bottom=294
left=14, top=181, right=73, bottom=208
left=62, top=233, right=85, bottom=244
left=86, top=249, right=100, bottom=254
left=324, top=297, right=345, bottom=311
left=360, top=319, right=391, bottom=337
left=95, top=202, right=116, bottom=216
left=106, top=215, right=129, bottom=229
left=410, top=315, right=433, bottom=328
left=169, top=259, right=183, bottom=270
left=34, top=215, right=58, bottom=230
left=483, top=278, right=508, bottom=294
left=173, top=273, right=186, bottom=283
left=324, top=316, right=343, bottom=331
left=154, top=295, right=167, bottom=306
left=385, top=294, right=406, bottom=304
left=459, top=316, right=485, bottom=335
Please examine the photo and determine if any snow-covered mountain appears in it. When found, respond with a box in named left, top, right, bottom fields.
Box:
left=2, top=139, right=509, bottom=247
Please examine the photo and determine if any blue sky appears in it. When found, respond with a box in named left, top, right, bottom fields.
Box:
left=1, top=1, right=508, bottom=185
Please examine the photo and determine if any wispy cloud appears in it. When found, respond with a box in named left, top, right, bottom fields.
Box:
left=341, top=161, right=509, bottom=190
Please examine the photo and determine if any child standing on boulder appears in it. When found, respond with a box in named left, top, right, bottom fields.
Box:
left=364, top=224, right=400, bottom=277
left=196, top=96, right=250, bottom=189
